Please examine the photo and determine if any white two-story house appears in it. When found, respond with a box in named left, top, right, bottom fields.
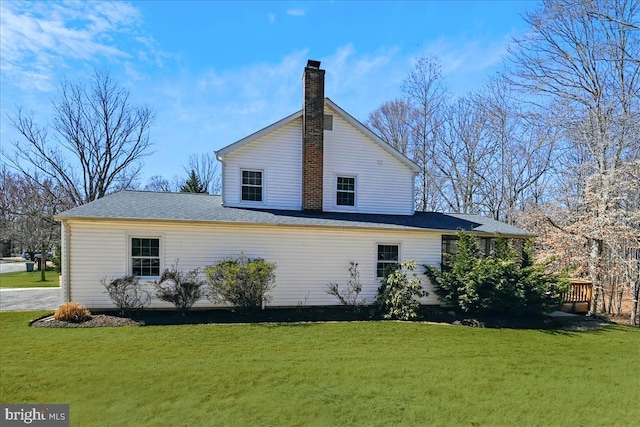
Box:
left=56, top=60, right=531, bottom=309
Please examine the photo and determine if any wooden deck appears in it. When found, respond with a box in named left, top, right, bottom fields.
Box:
left=560, top=279, right=593, bottom=313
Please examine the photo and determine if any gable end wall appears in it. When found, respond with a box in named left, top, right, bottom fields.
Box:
left=323, top=106, right=416, bottom=215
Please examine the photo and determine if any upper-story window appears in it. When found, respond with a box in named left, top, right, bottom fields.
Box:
left=242, top=170, right=263, bottom=202
left=336, top=176, right=355, bottom=206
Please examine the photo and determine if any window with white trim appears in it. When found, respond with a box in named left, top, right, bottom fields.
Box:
left=376, top=244, right=399, bottom=278
left=131, top=237, right=160, bottom=277
left=336, top=176, right=355, bottom=206
left=241, top=170, right=263, bottom=202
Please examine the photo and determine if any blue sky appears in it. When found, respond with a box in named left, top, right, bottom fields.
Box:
left=1, top=1, right=538, bottom=185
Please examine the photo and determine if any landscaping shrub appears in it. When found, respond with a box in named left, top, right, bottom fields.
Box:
left=376, top=260, right=426, bottom=320
left=205, top=255, right=276, bottom=310
left=326, top=262, right=367, bottom=310
left=424, top=232, right=568, bottom=317
left=102, top=275, right=151, bottom=315
left=54, top=301, right=91, bottom=322
left=154, top=265, right=205, bottom=314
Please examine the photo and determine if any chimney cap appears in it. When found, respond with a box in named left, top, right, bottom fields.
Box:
left=306, top=59, right=321, bottom=69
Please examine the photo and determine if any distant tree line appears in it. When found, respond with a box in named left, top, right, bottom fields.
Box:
left=1, top=69, right=220, bottom=268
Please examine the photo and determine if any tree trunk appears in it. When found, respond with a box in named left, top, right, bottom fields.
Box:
left=616, top=287, right=624, bottom=316
left=601, top=280, right=609, bottom=314
left=631, top=282, right=639, bottom=326
left=40, top=243, right=46, bottom=282
left=588, top=238, right=603, bottom=316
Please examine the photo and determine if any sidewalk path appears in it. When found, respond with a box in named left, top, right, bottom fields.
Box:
left=0, top=287, right=61, bottom=312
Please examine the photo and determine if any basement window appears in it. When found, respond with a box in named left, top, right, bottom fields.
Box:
left=336, top=176, right=355, bottom=206
left=241, top=170, right=263, bottom=202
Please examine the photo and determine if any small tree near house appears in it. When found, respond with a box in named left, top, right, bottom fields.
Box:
left=376, top=261, right=427, bottom=320
left=326, top=262, right=367, bottom=311
left=204, top=254, right=276, bottom=310
left=424, top=232, right=568, bottom=317
left=154, top=263, right=205, bottom=314
left=102, top=275, right=151, bottom=315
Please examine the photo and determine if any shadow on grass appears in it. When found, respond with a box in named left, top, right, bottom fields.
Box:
left=538, top=317, right=618, bottom=336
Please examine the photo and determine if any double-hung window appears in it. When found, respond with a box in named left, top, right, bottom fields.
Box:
left=336, top=176, right=355, bottom=206
left=377, top=244, right=399, bottom=278
left=131, top=237, right=160, bottom=277
left=242, top=170, right=263, bottom=202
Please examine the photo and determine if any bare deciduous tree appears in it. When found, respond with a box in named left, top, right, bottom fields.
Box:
left=473, top=77, right=557, bottom=224
left=434, top=95, right=492, bottom=214
left=8, top=70, right=155, bottom=206
left=185, top=153, right=221, bottom=195
left=402, top=54, right=450, bottom=211
left=143, top=175, right=180, bottom=192
left=0, top=169, right=74, bottom=280
left=508, top=0, right=640, bottom=321
left=142, top=153, right=220, bottom=194
left=367, top=99, right=415, bottom=155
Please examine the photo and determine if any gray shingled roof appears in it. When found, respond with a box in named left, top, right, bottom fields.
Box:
left=56, top=190, right=533, bottom=236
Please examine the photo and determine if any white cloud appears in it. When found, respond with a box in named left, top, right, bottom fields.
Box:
left=179, top=45, right=405, bottom=134
left=321, top=44, right=405, bottom=118
left=267, top=13, right=276, bottom=23
left=415, top=33, right=513, bottom=95
left=138, top=46, right=415, bottom=183
left=286, top=9, right=305, bottom=17
left=148, top=50, right=310, bottom=148
left=0, top=1, right=153, bottom=92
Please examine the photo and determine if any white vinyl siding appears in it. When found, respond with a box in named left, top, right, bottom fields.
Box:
left=63, top=219, right=442, bottom=309
left=221, top=105, right=415, bottom=215
left=222, top=117, right=302, bottom=209
left=322, top=106, right=415, bottom=215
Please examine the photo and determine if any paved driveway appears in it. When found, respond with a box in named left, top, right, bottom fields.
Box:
left=1, top=259, right=61, bottom=311
left=0, top=287, right=62, bottom=311
left=0, top=260, right=28, bottom=274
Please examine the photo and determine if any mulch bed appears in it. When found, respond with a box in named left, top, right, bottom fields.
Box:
left=29, top=307, right=614, bottom=330
left=31, top=314, right=143, bottom=328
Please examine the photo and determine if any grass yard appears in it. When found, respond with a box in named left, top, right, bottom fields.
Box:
left=0, top=270, right=60, bottom=288
left=1, top=312, right=638, bottom=427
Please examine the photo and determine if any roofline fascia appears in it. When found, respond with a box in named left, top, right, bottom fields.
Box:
left=54, top=215, right=532, bottom=237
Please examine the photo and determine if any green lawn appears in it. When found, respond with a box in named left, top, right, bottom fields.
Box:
left=1, top=312, right=638, bottom=427
left=0, top=270, right=60, bottom=288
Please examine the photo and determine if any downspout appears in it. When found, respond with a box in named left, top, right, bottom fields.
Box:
left=215, top=150, right=225, bottom=206
left=60, top=219, right=71, bottom=303
left=412, top=171, right=418, bottom=214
